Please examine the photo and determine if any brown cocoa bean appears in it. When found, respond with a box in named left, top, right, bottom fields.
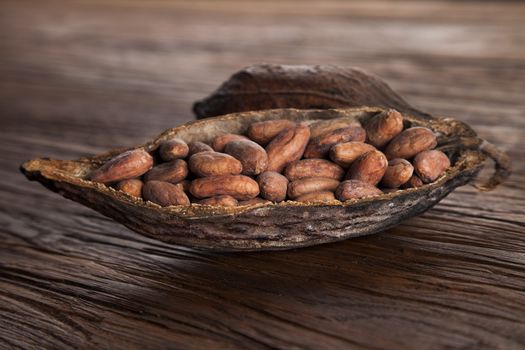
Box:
left=303, top=125, right=367, bottom=158
left=256, top=171, right=288, bottom=202
left=115, top=178, right=143, bottom=198
left=212, top=134, right=250, bottom=152
left=88, top=149, right=153, bottom=184
left=309, top=119, right=361, bottom=139
left=336, top=180, right=383, bottom=201
left=401, top=175, right=424, bottom=189
left=381, top=158, right=414, bottom=188
left=237, top=198, right=271, bottom=206
left=284, top=159, right=344, bottom=181
left=247, top=119, right=296, bottom=145
left=224, top=140, right=268, bottom=176
left=142, top=180, right=190, bottom=206
left=295, top=191, right=336, bottom=203
left=144, top=159, right=188, bottom=184
left=158, top=138, right=189, bottom=161
left=329, top=142, right=376, bottom=168
left=197, top=195, right=238, bottom=207
left=190, top=175, right=259, bottom=200
left=188, top=141, right=214, bottom=156
left=173, top=179, right=191, bottom=193
left=188, top=151, right=242, bottom=177
left=365, top=109, right=404, bottom=148
left=346, top=150, right=388, bottom=185
left=266, top=123, right=310, bottom=173
left=413, top=150, right=451, bottom=183
left=384, top=127, right=437, bottom=160
left=287, top=177, right=340, bottom=199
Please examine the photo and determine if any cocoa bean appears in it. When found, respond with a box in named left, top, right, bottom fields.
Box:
left=144, top=159, right=188, bottom=184
left=384, top=127, right=437, bottom=160
left=115, top=178, right=143, bottom=198
left=247, top=119, right=296, bottom=145
left=413, top=150, right=451, bottom=183
left=329, top=142, right=376, bottom=168
left=335, top=180, right=383, bottom=201
left=158, top=138, right=189, bottom=161
left=266, top=123, right=310, bottom=173
left=188, top=151, right=242, bottom=177
left=295, top=191, right=336, bottom=203
left=88, top=149, right=153, bottom=184
left=190, top=175, right=259, bottom=200
left=381, top=158, right=414, bottom=188
left=212, top=134, right=250, bottom=152
left=284, top=158, right=344, bottom=181
left=188, top=141, right=214, bottom=156
left=142, top=180, right=190, bottom=206
left=256, top=171, right=288, bottom=202
left=401, top=175, right=424, bottom=189
left=308, top=119, right=361, bottom=139
left=346, top=150, right=388, bottom=185
left=197, top=195, right=238, bottom=207
left=287, top=177, right=340, bottom=199
left=224, top=139, right=268, bottom=176
left=238, top=198, right=272, bottom=206
left=303, top=125, right=366, bottom=158
left=365, top=109, right=404, bottom=148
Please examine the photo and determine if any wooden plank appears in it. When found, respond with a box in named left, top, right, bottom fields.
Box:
left=0, top=0, right=524, bottom=349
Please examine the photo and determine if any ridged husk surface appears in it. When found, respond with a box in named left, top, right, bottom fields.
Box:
left=21, top=107, right=488, bottom=251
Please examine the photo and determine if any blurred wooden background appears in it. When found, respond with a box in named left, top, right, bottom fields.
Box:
left=1, top=1, right=524, bottom=349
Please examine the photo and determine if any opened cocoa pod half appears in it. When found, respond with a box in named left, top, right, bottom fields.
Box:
left=20, top=105, right=510, bottom=251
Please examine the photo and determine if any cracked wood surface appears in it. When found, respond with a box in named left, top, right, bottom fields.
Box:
left=1, top=1, right=524, bottom=349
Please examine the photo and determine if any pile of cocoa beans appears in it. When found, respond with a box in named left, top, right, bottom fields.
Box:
left=87, top=109, right=451, bottom=207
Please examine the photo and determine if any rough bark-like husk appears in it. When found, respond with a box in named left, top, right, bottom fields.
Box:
left=21, top=107, right=491, bottom=251
left=193, top=64, right=430, bottom=119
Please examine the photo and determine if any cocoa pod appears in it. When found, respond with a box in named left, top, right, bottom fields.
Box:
left=384, top=127, right=437, bottom=160
left=346, top=150, right=388, bottom=185
left=413, top=150, right=451, bottom=183
left=287, top=177, right=340, bottom=199
left=256, top=171, right=288, bottom=202
left=284, top=159, right=344, bottom=182
left=247, top=119, right=296, bottom=145
left=329, top=142, right=376, bottom=168
left=381, top=158, right=414, bottom=188
left=365, top=109, right=404, bottom=148
left=188, top=141, right=214, bottom=156
left=224, top=140, right=268, bottom=176
left=336, top=180, right=383, bottom=201
left=88, top=149, right=153, bottom=184
left=158, top=138, right=189, bottom=161
left=115, top=178, right=143, bottom=198
left=190, top=175, right=259, bottom=200
left=303, top=125, right=366, bottom=159
left=188, top=151, right=242, bottom=177
left=266, top=123, right=310, bottom=173
left=212, top=134, right=250, bottom=152
left=142, top=180, right=190, bottom=206
left=238, top=198, right=271, bottom=206
left=295, top=191, right=336, bottom=203
left=401, top=175, right=424, bottom=189
left=144, top=159, right=188, bottom=184
left=197, top=195, right=238, bottom=207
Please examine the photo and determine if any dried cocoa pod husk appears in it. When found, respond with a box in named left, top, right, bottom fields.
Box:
left=190, top=175, right=259, bottom=200
left=188, top=151, right=242, bottom=177
left=193, top=64, right=427, bottom=119
left=413, top=150, right=451, bottom=183
left=346, top=150, right=388, bottom=186
left=224, top=140, right=268, bottom=176
left=266, top=123, right=310, bottom=173
left=256, top=171, right=288, bottom=202
left=87, top=149, right=153, bottom=184
left=197, top=195, right=238, bottom=207
left=381, top=159, right=414, bottom=189
left=142, top=180, right=190, bottom=207
left=295, top=191, right=336, bottom=203
left=21, top=106, right=509, bottom=251
left=287, top=177, right=340, bottom=199
left=115, top=178, right=143, bottom=198
left=247, top=119, right=296, bottom=145
left=144, top=159, right=188, bottom=184
left=303, top=125, right=366, bottom=159
left=284, top=159, right=344, bottom=182
left=158, top=138, right=189, bottom=161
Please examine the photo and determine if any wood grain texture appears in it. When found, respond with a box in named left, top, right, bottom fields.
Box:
left=1, top=0, right=524, bottom=349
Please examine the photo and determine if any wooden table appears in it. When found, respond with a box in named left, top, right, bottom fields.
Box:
left=1, top=1, right=524, bottom=349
